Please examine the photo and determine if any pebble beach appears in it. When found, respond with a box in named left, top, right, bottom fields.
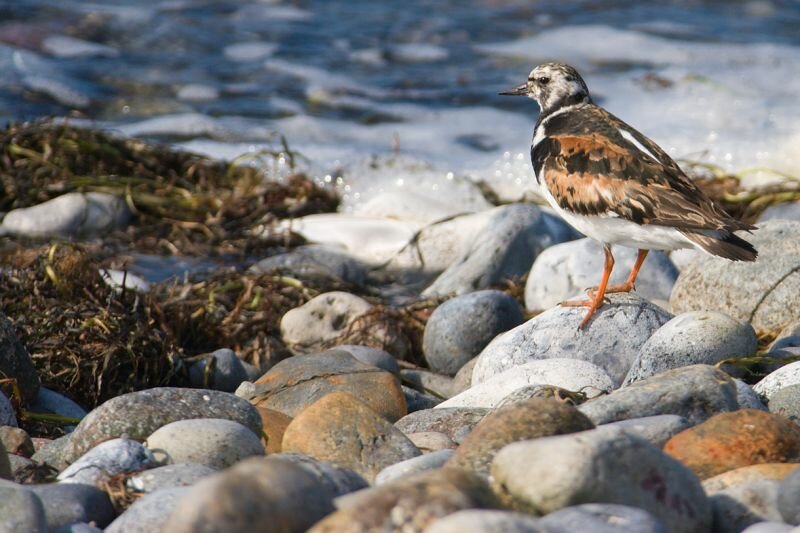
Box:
left=1, top=1, right=800, bottom=532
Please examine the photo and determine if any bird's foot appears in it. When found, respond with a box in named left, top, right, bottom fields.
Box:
left=559, top=296, right=604, bottom=330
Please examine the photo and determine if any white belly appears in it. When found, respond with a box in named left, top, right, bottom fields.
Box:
left=540, top=183, right=694, bottom=251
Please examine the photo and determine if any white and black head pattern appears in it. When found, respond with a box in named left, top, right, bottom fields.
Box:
left=502, top=62, right=591, bottom=115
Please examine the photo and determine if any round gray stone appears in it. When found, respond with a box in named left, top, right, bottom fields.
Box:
left=105, top=487, right=189, bottom=533
left=424, top=510, right=542, bottom=532
left=601, top=414, right=693, bottom=449
left=268, top=453, right=368, bottom=497
left=401, top=369, right=454, bottom=399
left=711, top=480, right=783, bottom=532
left=423, top=290, right=524, bottom=376
left=188, top=349, right=249, bottom=393
left=755, top=361, right=800, bottom=402
left=127, top=463, right=217, bottom=493
left=395, top=408, right=489, bottom=445
left=29, top=483, right=115, bottom=530
left=778, top=467, right=800, bottom=525
left=624, top=311, right=758, bottom=385
left=57, top=438, right=158, bottom=486
left=736, top=379, right=769, bottom=411
left=30, top=387, right=87, bottom=421
left=249, top=244, right=368, bottom=285
left=145, top=418, right=264, bottom=469
left=767, top=384, right=800, bottom=423
left=336, top=345, right=400, bottom=374
left=31, top=434, right=73, bottom=471
left=525, top=238, right=677, bottom=311
left=404, top=386, right=442, bottom=412
left=375, top=449, right=455, bottom=485
left=473, top=292, right=672, bottom=387
left=538, top=503, right=667, bottom=533
left=0, top=479, right=47, bottom=533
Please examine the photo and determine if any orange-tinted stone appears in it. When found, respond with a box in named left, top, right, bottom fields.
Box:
left=664, top=409, right=800, bottom=479
left=256, top=407, right=292, bottom=453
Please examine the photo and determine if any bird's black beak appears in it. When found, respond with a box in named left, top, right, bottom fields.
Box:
left=499, top=83, right=528, bottom=96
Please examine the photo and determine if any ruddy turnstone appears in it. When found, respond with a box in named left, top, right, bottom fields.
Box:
left=501, top=62, right=757, bottom=328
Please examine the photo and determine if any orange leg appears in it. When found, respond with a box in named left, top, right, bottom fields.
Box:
left=561, top=244, right=615, bottom=329
left=604, top=249, right=650, bottom=294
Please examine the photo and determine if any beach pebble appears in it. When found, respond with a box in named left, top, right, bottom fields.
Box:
left=424, top=510, right=542, bottom=533
left=401, top=370, right=454, bottom=399
left=671, top=220, right=800, bottom=330
left=64, top=388, right=261, bottom=465
left=29, top=483, right=115, bottom=530
left=768, top=384, right=800, bottom=423
left=375, top=449, right=455, bottom=485
left=664, top=409, right=800, bottom=479
left=309, top=468, right=497, bottom=532
left=145, top=418, right=264, bottom=469
left=7, top=454, right=31, bottom=478
left=422, top=204, right=576, bottom=297
left=771, top=320, right=800, bottom=351
left=406, top=432, right=457, bottom=453
left=703, top=464, right=800, bottom=495
left=162, top=457, right=336, bottom=533
left=255, top=406, right=292, bottom=453
left=395, top=408, right=489, bottom=445
left=281, top=392, right=420, bottom=482
left=57, top=438, right=157, bottom=486
left=451, top=357, right=476, bottom=394
left=0, top=479, right=47, bottom=533
left=490, top=426, right=711, bottom=532
left=423, top=290, right=524, bottom=376
left=438, top=359, right=613, bottom=409
left=0, top=394, right=16, bottom=428
left=496, top=384, right=582, bottom=407
left=99, top=269, right=151, bottom=293
left=268, top=453, right=368, bottom=497
left=244, top=350, right=406, bottom=422
left=579, top=364, right=738, bottom=425
left=710, top=480, right=783, bottom=532
left=1, top=192, right=130, bottom=238
left=336, top=345, right=399, bottom=374
left=0, top=313, right=40, bottom=403
left=403, top=385, right=442, bottom=412
left=127, top=463, right=216, bottom=493
left=472, top=293, right=671, bottom=387
left=448, top=398, right=594, bottom=476
left=737, top=379, right=769, bottom=410
left=281, top=292, right=407, bottom=357
left=778, top=468, right=800, bottom=524
left=249, top=244, right=367, bottom=285
left=524, top=238, right=677, bottom=311
left=538, top=503, right=667, bottom=533
left=353, top=189, right=481, bottom=224
left=601, top=414, right=693, bottom=449
left=105, top=487, right=188, bottom=533
left=624, top=311, right=757, bottom=385
left=188, top=348, right=249, bottom=392
left=755, top=361, right=800, bottom=400
left=30, top=387, right=87, bottom=421
left=31, top=434, right=73, bottom=471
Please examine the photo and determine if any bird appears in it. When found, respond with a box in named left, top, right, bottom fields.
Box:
left=501, top=62, right=757, bottom=329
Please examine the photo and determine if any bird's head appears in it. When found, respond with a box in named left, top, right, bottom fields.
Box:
left=500, top=62, right=591, bottom=114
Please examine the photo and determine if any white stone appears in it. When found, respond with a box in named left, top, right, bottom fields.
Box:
left=375, top=449, right=454, bottom=485
left=353, top=190, right=488, bottom=224
left=58, top=439, right=157, bottom=486
left=753, top=361, right=800, bottom=401
left=2, top=192, right=130, bottom=238
left=99, top=269, right=151, bottom=293
left=437, top=359, right=613, bottom=409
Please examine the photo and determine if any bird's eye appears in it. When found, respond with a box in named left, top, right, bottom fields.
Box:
left=538, top=76, right=550, bottom=85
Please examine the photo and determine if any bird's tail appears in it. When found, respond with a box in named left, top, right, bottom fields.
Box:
left=681, top=230, right=758, bottom=261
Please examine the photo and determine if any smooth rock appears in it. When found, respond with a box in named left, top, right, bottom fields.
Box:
left=30, top=387, right=87, bottom=421
left=406, top=432, right=457, bottom=453
left=491, top=426, right=711, bottom=532
left=755, top=362, right=800, bottom=401
left=525, top=238, right=678, bottom=311
left=99, top=269, right=151, bottom=294
left=538, top=503, right=668, bottom=533
left=624, top=311, right=758, bottom=385
left=711, top=480, right=783, bottom=532
left=451, top=357, right=476, bottom=394
left=281, top=392, right=420, bottom=482
left=769, top=384, right=800, bottom=423
left=404, top=385, right=442, bottom=412
left=145, top=418, right=264, bottom=469
left=162, top=457, right=337, bottom=532
left=703, top=464, right=800, bottom=495
left=737, top=379, right=769, bottom=411
left=424, top=510, right=542, bottom=533
left=579, top=364, right=738, bottom=425
left=31, top=434, right=72, bottom=471
left=375, top=449, right=455, bottom=485
left=65, top=387, right=262, bottom=464
left=0, top=392, right=16, bottom=427
left=106, top=487, right=189, bottom=533
left=1, top=192, right=130, bottom=238
left=336, top=345, right=400, bottom=374
left=496, top=384, right=585, bottom=407
left=268, top=453, right=368, bottom=497
left=423, top=204, right=576, bottom=297
left=127, top=463, right=216, bottom=493
left=664, top=409, right=800, bottom=479
left=0, top=312, right=40, bottom=403
left=246, top=350, right=407, bottom=421
left=188, top=349, right=249, bottom=392
left=7, top=453, right=32, bottom=478
left=423, top=290, right=524, bottom=376
left=256, top=406, right=292, bottom=453
left=281, top=292, right=407, bottom=357
left=395, top=408, right=489, bottom=445
left=473, top=293, right=672, bottom=387
left=309, top=468, right=498, bottom=532
left=778, top=466, right=800, bottom=524
left=401, top=370, right=454, bottom=400
left=0, top=479, right=47, bottom=533
left=670, top=220, right=800, bottom=330
left=602, top=414, right=693, bottom=449
left=57, top=438, right=157, bottom=486
left=449, top=398, right=594, bottom=476
left=29, top=483, right=115, bottom=530
left=353, top=189, right=485, bottom=225
left=249, top=245, right=368, bottom=285
left=771, top=320, right=800, bottom=351
left=439, top=359, right=613, bottom=409
left=0, top=426, right=30, bottom=456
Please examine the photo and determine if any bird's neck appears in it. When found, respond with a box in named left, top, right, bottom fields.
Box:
left=538, top=93, right=591, bottom=123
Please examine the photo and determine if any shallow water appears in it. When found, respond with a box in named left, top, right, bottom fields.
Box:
left=2, top=0, right=800, bottom=212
